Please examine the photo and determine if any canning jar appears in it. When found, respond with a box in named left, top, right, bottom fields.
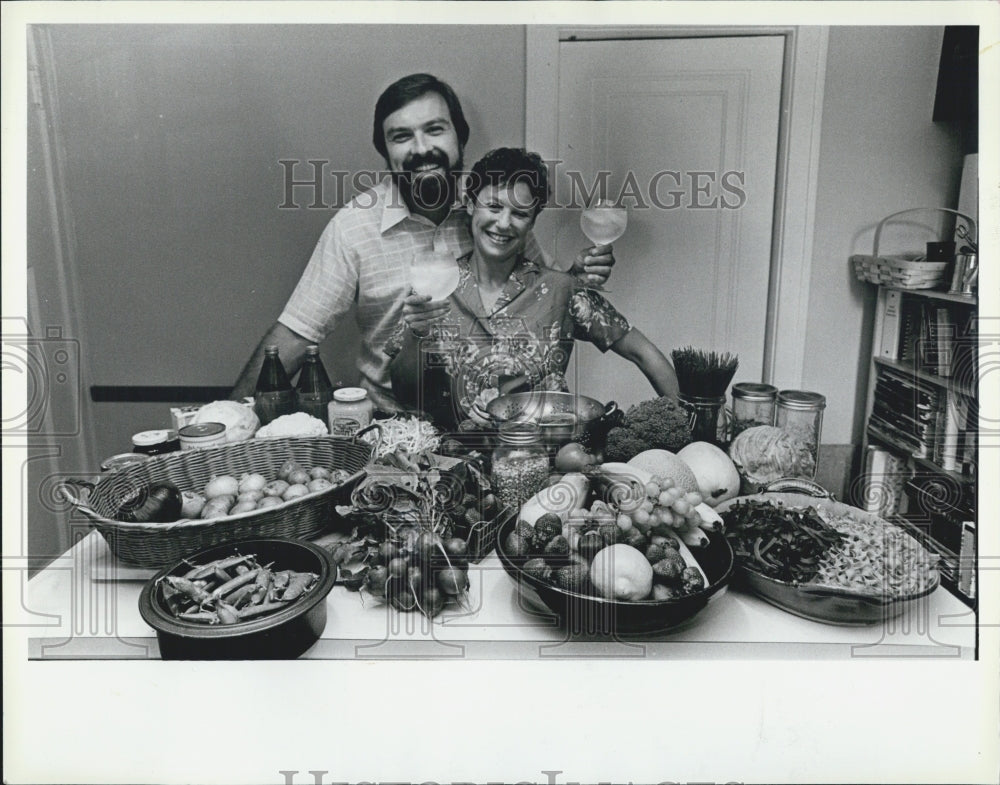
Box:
left=327, top=387, right=374, bottom=436
left=491, top=422, right=550, bottom=512
left=731, top=383, right=778, bottom=438
left=775, top=390, right=826, bottom=477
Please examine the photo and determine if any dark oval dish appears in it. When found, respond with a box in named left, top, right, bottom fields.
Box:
left=138, top=538, right=336, bottom=660
left=495, top=515, right=734, bottom=635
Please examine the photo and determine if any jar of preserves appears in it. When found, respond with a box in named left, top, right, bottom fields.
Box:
left=731, top=383, right=778, bottom=438
left=491, top=422, right=550, bottom=512
left=327, top=387, right=374, bottom=436
left=178, top=422, right=227, bottom=451
left=131, top=429, right=181, bottom=456
left=775, top=390, right=826, bottom=478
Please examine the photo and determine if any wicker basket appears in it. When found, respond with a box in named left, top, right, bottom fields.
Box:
left=851, top=207, right=977, bottom=290
left=63, top=434, right=375, bottom=568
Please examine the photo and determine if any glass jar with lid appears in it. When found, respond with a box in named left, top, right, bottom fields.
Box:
left=730, top=382, right=778, bottom=438
left=491, top=422, right=550, bottom=512
left=131, top=429, right=181, bottom=456
left=327, top=387, right=374, bottom=436
left=775, top=390, right=826, bottom=478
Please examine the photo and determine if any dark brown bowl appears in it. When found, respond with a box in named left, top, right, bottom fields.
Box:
left=495, top=516, right=734, bottom=635
left=138, top=538, right=336, bottom=659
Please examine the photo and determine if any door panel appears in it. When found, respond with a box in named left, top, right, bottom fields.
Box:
left=535, top=36, right=784, bottom=405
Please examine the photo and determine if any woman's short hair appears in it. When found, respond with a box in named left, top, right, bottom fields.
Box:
left=372, top=73, right=471, bottom=160
left=466, top=147, right=550, bottom=216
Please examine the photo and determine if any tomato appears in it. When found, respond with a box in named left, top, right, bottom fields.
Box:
left=554, top=442, right=597, bottom=473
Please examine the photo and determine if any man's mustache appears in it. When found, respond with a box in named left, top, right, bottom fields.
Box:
left=402, top=150, right=452, bottom=175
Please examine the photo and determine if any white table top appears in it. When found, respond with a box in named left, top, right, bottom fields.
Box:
left=22, top=530, right=977, bottom=660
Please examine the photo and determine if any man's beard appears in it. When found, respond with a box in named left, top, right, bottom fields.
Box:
left=394, top=150, right=463, bottom=213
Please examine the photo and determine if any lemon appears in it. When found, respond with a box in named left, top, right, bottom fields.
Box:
left=589, top=544, right=654, bottom=601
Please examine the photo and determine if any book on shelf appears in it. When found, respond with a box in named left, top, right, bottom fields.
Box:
left=958, top=520, right=976, bottom=600
left=898, top=297, right=924, bottom=364
left=862, top=445, right=909, bottom=516
left=879, top=289, right=903, bottom=359
left=919, top=304, right=955, bottom=377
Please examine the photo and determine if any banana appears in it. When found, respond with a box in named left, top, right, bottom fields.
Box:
left=518, top=471, right=589, bottom=528
left=694, top=502, right=724, bottom=533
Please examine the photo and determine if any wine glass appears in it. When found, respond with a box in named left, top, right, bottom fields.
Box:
left=579, top=199, right=627, bottom=291
left=409, top=249, right=460, bottom=300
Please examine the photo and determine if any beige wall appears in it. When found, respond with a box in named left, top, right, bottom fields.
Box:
left=806, top=26, right=964, bottom=447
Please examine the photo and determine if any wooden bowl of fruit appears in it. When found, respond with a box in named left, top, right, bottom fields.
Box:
left=495, top=466, right=734, bottom=635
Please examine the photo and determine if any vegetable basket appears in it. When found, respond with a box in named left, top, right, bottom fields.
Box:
left=63, top=433, right=375, bottom=568
left=850, top=208, right=977, bottom=290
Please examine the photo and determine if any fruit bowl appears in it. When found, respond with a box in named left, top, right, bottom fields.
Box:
left=138, top=538, right=336, bottom=659
left=495, top=515, right=734, bottom=635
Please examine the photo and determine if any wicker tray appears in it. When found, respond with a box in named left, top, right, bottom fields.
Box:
left=850, top=207, right=977, bottom=290
left=63, top=435, right=375, bottom=568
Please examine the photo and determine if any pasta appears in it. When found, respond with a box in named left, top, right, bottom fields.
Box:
left=811, top=509, right=938, bottom=597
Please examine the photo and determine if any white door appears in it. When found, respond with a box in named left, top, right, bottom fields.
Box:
left=532, top=35, right=784, bottom=407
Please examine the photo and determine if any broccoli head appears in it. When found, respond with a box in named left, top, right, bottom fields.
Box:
left=602, top=396, right=692, bottom=462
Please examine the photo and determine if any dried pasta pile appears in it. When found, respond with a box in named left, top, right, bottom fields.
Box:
left=812, top=511, right=939, bottom=597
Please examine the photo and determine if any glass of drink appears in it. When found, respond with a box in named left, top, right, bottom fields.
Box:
left=578, top=199, right=627, bottom=291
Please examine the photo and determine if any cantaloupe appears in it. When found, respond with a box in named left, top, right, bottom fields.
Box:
left=626, top=449, right=700, bottom=494
left=676, top=441, right=741, bottom=507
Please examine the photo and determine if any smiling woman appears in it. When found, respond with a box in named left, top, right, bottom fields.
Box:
left=386, top=147, right=679, bottom=431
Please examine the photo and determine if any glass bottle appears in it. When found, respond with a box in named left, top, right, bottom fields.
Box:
left=731, top=382, right=778, bottom=438
left=775, top=390, right=826, bottom=478
left=253, top=345, right=296, bottom=426
left=491, top=422, right=550, bottom=512
left=295, top=345, right=334, bottom=422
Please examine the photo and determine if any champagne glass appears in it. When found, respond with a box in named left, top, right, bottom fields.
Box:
left=579, top=199, right=627, bottom=291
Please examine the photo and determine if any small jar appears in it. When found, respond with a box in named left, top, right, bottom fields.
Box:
left=678, top=393, right=728, bottom=446
left=327, top=387, right=374, bottom=436
left=178, top=422, right=227, bottom=451
left=131, top=429, right=181, bottom=456
left=491, top=422, right=550, bottom=512
left=101, top=453, right=150, bottom=473
left=731, top=383, right=778, bottom=438
left=775, top=390, right=826, bottom=478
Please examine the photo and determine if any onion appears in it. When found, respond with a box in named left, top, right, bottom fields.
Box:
left=308, top=466, right=332, bottom=481
left=278, top=460, right=302, bottom=481
left=264, top=479, right=290, bottom=497
left=282, top=483, right=309, bottom=501
left=180, top=491, right=206, bottom=519
left=228, top=501, right=258, bottom=515
left=200, top=498, right=233, bottom=519
left=287, top=469, right=311, bottom=486
left=238, top=473, right=267, bottom=493
left=204, top=475, right=239, bottom=500
left=256, top=496, right=283, bottom=509
left=306, top=478, right=333, bottom=493
left=237, top=489, right=264, bottom=504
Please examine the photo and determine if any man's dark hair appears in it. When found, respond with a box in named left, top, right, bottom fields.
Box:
left=466, top=147, right=550, bottom=216
left=372, top=73, right=471, bottom=160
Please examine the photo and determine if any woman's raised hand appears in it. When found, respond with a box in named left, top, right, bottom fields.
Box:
left=401, top=289, right=452, bottom=338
